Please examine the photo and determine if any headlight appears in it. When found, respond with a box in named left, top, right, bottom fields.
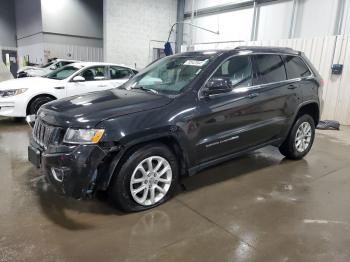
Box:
left=0, top=88, right=28, bottom=97
left=63, top=128, right=105, bottom=144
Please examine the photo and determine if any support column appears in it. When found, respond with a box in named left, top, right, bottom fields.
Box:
left=176, top=0, right=185, bottom=53
left=250, top=1, right=260, bottom=41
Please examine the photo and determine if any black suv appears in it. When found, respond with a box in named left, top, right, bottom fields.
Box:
left=28, top=47, right=322, bottom=211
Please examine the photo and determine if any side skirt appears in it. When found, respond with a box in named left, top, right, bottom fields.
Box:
left=187, top=138, right=282, bottom=176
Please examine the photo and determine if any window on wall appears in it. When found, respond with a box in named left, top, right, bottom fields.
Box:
left=79, top=66, right=107, bottom=81
left=254, top=54, right=287, bottom=84
left=283, top=55, right=312, bottom=79
left=212, top=55, right=252, bottom=88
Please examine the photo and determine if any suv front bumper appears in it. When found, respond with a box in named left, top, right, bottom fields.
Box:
left=28, top=141, right=108, bottom=198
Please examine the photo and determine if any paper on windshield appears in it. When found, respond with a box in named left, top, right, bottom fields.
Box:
left=184, top=59, right=208, bottom=67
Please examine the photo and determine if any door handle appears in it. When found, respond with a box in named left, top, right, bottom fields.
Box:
left=248, top=93, right=259, bottom=99
left=98, top=85, right=107, bottom=87
left=288, top=84, right=298, bottom=89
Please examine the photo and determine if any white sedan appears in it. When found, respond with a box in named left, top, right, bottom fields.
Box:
left=0, top=62, right=137, bottom=117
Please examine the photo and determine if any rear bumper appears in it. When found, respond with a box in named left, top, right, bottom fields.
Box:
left=29, top=141, right=108, bottom=198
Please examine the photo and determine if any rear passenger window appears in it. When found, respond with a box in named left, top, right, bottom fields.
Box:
left=254, top=55, right=287, bottom=84
left=212, top=55, right=252, bottom=88
left=283, top=56, right=311, bottom=79
left=79, top=66, right=107, bottom=81
left=109, top=66, right=133, bottom=79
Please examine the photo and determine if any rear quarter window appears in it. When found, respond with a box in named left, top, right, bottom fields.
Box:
left=283, top=55, right=312, bottom=79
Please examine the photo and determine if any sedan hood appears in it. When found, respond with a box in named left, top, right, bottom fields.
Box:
left=0, top=77, right=61, bottom=90
left=40, top=89, right=173, bottom=128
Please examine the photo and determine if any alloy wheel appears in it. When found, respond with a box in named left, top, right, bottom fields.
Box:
left=130, top=156, right=172, bottom=206
left=295, top=122, right=312, bottom=152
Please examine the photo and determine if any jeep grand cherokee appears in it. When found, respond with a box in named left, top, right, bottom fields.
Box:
left=28, top=47, right=322, bottom=212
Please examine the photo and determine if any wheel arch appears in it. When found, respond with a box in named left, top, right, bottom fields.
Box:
left=26, top=93, right=57, bottom=115
left=295, top=101, right=320, bottom=126
left=281, top=101, right=319, bottom=145
left=95, top=134, right=189, bottom=191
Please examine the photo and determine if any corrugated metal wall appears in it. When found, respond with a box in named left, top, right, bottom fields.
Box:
left=44, top=43, right=103, bottom=62
left=187, top=35, right=350, bottom=125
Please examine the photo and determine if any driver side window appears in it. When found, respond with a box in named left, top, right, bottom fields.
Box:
left=212, top=55, right=252, bottom=88
left=79, top=66, right=107, bottom=81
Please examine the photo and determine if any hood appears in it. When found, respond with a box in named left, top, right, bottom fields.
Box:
left=39, top=89, right=173, bottom=128
left=0, top=77, right=61, bottom=91
left=26, top=68, right=49, bottom=77
left=18, top=66, right=38, bottom=73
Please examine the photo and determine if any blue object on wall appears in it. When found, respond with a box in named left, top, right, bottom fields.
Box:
left=164, top=42, right=173, bottom=56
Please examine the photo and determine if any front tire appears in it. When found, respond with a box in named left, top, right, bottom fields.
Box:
left=279, top=114, right=315, bottom=159
left=109, top=143, right=179, bottom=212
left=28, top=96, right=55, bottom=115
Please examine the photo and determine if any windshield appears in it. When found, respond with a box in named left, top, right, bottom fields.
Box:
left=122, top=55, right=213, bottom=95
left=40, top=61, right=54, bottom=68
left=45, top=65, right=81, bottom=80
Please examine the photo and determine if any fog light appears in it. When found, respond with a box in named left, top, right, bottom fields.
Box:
left=51, top=167, right=64, bottom=182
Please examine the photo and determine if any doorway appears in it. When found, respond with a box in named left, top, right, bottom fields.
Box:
left=2, top=50, right=18, bottom=78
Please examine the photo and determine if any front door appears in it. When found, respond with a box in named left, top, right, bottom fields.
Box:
left=194, top=54, right=263, bottom=163
left=66, top=66, right=110, bottom=97
left=2, top=50, right=18, bottom=78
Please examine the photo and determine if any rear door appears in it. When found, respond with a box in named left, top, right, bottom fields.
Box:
left=250, top=54, right=298, bottom=143
left=107, top=66, right=135, bottom=88
left=282, top=55, right=314, bottom=102
left=66, top=66, right=109, bottom=96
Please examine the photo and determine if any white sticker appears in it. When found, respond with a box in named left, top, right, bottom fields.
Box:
left=184, top=59, right=208, bottom=67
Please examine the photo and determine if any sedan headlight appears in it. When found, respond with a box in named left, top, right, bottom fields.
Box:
left=63, top=128, right=105, bottom=144
left=0, top=88, right=28, bottom=97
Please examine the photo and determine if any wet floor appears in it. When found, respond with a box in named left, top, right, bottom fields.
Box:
left=1, top=117, right=350, bottom=261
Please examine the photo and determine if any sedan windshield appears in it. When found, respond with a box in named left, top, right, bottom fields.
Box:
left=40, top=61, right=54, bottom=68
left=122, top=55, right=213, bottom=95
left=45, top=66, right=81, bottom=80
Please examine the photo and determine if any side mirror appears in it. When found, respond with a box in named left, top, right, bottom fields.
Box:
left=72, top=76, right=85, bottom=82
left=50, top=65, right=57, bottom=70
left=203, top=78, right=232, bottom=97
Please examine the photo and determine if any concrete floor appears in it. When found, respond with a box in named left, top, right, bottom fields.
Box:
left=1, top=117, right=350, bottom=262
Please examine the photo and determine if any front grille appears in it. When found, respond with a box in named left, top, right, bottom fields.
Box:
left=32, top=118, right=62, bottom=149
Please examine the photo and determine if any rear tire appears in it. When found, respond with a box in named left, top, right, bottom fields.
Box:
left=28, top=96, right=55, bottom=115
left=109, top=143, right=179, bottom=212
left=279, top=114, right=315, bottom=160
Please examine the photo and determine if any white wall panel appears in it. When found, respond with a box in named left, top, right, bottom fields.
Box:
left=104, top=0, right=177, bottom=69
left=17, top=43, right=45, bottom=65
left=44, top=43, right=103, bottom=62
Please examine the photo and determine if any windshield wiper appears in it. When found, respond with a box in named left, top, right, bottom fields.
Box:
left=131, top=86, right=159, bottom=94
